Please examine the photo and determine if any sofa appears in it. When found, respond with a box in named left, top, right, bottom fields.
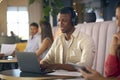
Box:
left=0, top=36, right=16, bottom=44
left=52, top=21, right=117, bottom=75
left=0, top=36, right=16, bottom=49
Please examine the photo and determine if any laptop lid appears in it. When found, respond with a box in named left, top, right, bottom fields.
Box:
left=16, top=52, right=45, bottom=74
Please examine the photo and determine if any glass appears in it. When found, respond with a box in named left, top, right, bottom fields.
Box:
left=7, top=6, right=29, bottom=40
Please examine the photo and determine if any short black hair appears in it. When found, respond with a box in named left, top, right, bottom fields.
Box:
left=115, top=1, right=120, bottom=9
left=30, top=22, right=39, bottom=28
left=60, top=7, right=76, bottom=19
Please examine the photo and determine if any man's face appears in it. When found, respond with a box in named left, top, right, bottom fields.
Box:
left=57, top=13, right=73, bottom=33
left=30, top=26, right=38, bottom=36
left=116, top=7, right=120, bottom=28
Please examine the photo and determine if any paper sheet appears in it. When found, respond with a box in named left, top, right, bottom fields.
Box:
left=47, top=70, right=82, bottom=77
left=0, top=44, right=16, bottom=56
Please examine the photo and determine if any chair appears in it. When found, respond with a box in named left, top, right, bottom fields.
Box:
left=84, top=12, right=96, bottom=23
left=0, top=36, right=16, bottom=44
left=76, top=21, right=117, bottom=75
left=0, top=36, right=16, bottom=49
left=16, top=42, right=27, bottom=52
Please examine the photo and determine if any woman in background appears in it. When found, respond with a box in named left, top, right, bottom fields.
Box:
left=79, top=1, right=120, bottom=80
left=36, top=21, right=53, bottom=60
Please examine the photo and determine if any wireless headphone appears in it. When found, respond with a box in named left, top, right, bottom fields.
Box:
left=60, top=7, right=78, bottom=26
left=68, top=7, right=78, bottom=26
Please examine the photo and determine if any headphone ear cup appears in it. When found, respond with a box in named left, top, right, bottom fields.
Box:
left=72, top=15, right=78, bottom=26
left=71, top=10, right=78, bottom=26
left=72, top=18, right=75, bottom=26
left=74, top=16, right=78, bottom=25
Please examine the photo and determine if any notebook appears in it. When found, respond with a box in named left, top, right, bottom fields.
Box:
left=16, top=52, right=53, bottom=74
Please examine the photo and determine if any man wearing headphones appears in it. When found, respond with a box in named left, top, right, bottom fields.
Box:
left=40, top=7, right=95, bottom=71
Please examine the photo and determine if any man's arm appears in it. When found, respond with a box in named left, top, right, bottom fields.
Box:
left=46, top=64, right=77, bottom=71
left=78, top=35, right=95, bottom=67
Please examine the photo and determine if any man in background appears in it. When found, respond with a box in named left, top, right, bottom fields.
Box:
left=24, top=22, right=41, bottom=52
left=40, top=7, right=95, bottom=71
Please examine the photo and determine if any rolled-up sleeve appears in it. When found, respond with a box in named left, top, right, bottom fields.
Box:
left=77, top=35, right=96, bottom=67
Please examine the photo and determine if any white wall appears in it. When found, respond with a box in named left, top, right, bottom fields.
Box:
left=0, top=0, right=43, bottom=36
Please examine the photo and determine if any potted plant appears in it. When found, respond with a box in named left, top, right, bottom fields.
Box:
left=29, top=0, right=63, bottom=23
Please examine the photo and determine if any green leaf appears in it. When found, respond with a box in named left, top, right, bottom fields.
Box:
left=43, top=6, right=51, bottom=16
left=55, top=0, right=63, bottom=7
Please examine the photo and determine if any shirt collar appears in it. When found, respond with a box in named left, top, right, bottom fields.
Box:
left=71, top=28, right=79, bottom=37
left=31, top=32, right=40, bottom=39
left=63, top=28, right=79, bottom=38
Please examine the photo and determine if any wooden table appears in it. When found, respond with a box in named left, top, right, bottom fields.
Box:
left=0, top=69, right=85, bottom=80
left=0, top=58, right=17, bottom=63
left=0, top=57, right=18, bottom=71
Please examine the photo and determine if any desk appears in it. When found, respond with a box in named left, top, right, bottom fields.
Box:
left=0, top=58, right=17, bottom=63
left=0, top=58, right=18, bottom=71
left=0, top=69, right=85, bottom=80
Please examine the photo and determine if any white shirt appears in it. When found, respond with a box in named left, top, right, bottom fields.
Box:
left=24, top=33, right=41, bottom=52
left=41, top=29, right=96, bottom=67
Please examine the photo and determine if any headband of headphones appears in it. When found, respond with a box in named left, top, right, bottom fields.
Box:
left=60, top=7, right=78, bottom=26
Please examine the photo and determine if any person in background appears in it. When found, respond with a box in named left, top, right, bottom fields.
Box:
left=36, top=21, right=53, bottom=60
left=10, top=31, right=20, bottom=42
left=40, top=7, right=95, bottom=71
left=79, top=1, right=120, bottom=80
left=104, top=0, right=120, bottom=78
left=10, top=31, right=16, bottom=37
left=24, top=22, right=41, bottom=52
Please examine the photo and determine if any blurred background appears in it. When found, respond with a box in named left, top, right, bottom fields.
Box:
left=0, top=0, right=118, bottom=40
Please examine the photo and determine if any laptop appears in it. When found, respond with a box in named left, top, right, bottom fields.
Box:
left=16, top=52, right=53, bottom=74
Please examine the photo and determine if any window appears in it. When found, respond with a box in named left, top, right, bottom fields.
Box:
left=7, top=6, right=29, bottom=40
